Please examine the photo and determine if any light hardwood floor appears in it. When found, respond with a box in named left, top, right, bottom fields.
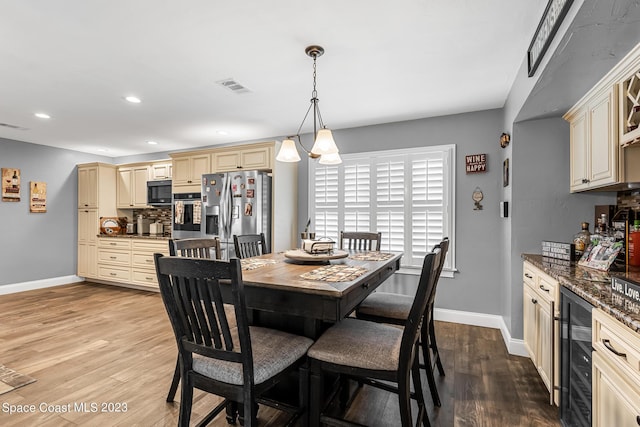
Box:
left=0, top=282, right=560, bottom=426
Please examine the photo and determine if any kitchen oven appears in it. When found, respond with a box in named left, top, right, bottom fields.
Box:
left=172, top=192, right=202, bottom=239
left=560, top=286, right=593, bottom=427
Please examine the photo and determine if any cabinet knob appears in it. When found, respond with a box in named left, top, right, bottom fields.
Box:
left=636, top=415, right=640, bottom=425
left=531, top=298, right=538, bottom=304
left=539, top=285, right=550, bottom=293
left=362, top=283, right=370, bottom=289
left=525, top=273, right=533, bottom=279
left=602, top=339, right=627, bottom=358
left=237, top=166, right=243, bottom=169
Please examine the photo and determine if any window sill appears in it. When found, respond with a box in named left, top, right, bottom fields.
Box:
left=397, top=267, right=456, bottom=278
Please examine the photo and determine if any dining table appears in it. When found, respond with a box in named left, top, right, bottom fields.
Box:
left=222, top=249, right=403, bottom=339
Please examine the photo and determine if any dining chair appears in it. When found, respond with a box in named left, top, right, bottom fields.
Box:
left=307, top=248, right=442, bottom=427
left=165, top=237, right=222, bottom=403
left=338, top=231, right=382, bottom=251
left=154, top=254, right=313, bottom=427
left=233, top=233, right=269, bottom=259
left=356, top=238, right=449, bottom=407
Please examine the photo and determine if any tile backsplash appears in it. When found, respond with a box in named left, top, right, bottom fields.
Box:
left=618, top=190, right=640, bottom=213
left=128, top=207, right=172, bottom=236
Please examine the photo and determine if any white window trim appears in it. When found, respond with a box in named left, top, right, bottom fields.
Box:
left=308, top=144, right=456, bottom=274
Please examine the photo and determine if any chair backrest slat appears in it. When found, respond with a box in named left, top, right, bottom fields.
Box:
left=339, top=231, right=382, bottom=251
left=169, top=238, right=222, bottom=260
left=234, top=233, right=269, bottom=259
left=155, top=255, right=249, bottom=369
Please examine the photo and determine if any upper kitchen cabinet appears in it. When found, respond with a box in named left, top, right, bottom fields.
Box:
left=212, top=142, right=273, bottom=172
left=565, top=40, right=640, bottom=192
left=149, top=160, right=172, bottom=180
left=77, top=163, right=117, bottom=209
left=170, top=151, right=211, bottom=193
left=116, top=164, right=150, bottom=208
left=566, top=86, right=618, bottom=192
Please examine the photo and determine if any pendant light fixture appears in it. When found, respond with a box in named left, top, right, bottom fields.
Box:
left=276, top=45, right=341, bottom=164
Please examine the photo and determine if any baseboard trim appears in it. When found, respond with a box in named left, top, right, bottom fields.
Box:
left=0, top=275, right=84, bottom=295
left=434, top=308, right=528, bottom=357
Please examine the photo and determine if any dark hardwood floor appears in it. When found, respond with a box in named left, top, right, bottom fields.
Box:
left=0, top=283, right=560, bottom=426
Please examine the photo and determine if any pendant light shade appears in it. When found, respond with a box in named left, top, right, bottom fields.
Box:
left=275, top=139, right=302, bottom=162
left=319, top=152, right=342, bottom=165
left=276, top=45, right=341, bottom=165
left=311, top=128, right=339, bottom=156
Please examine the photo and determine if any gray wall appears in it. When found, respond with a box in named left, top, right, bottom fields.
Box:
left=509, top=118, right=615, bottom=339
left=0, top=138, right=112, bottom=285
left=297, top=109, right=508, bottom=316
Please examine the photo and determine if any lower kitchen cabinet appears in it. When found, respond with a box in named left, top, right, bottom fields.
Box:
left=96, top=238, right=169, bottom=290
left=523, top=261, right=560, bottom=405
left=592, top=309, right=640, bottom=426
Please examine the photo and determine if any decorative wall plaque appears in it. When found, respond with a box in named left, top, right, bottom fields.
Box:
left=30, top=181, right=47, bottom=213
left=2, top=168, right=21, bottom=202
left=465, top=154, right=487, bottom=173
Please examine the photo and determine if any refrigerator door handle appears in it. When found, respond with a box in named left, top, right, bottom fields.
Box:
left=220, top=174, right=233, bottom=239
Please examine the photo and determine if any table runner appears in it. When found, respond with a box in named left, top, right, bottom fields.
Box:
left=349, top=252, right=395, bottom=261
left=300, top=265, right=368, bottom=282
left=240, top=258, right=278, bottom=271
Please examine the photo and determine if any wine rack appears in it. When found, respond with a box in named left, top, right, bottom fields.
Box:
left=620, top=70, right=640, bottom=146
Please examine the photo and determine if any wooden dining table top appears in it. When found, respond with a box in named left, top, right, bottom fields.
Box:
left=240, top=250, right=403, bottom=297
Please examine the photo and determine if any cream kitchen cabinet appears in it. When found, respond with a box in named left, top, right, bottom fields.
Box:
left=212, top=143, right=273, bottom=172
left=78, top=163, right=117, bottom=209
left=96, top=237, right=169, bottom=290
left=522, top=261, right=560, bottom=405
left=149, top=161, right=172, bottom=180
left=116, top=164, right=150, bottom=208
left=170, top=152, right=211, bottom=192
left=592, top=309, right=640, bottom=426
left=77, top=163, right=116, bottom=279
left=566, top=86, right=619, bottom=192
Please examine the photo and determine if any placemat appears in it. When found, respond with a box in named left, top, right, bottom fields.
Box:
left=349, top=252, right=394, bottom=261
left=300, top=265, right=368, bottom=282
left=0, top=364, right=36, bottom=395
left=240, top=258, right=278, bottom=271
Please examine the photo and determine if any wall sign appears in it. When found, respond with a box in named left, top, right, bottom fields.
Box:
left=612, top=277, right=640, bottom=305
left=2, top=168, right=21, bottom=202
left=527, top=0, right=574, bottom=77
left=465, top=154, right=487, bottom=173
left=542, top=240, right=576, bottom=261
left=30, top=181, right=47, bottom=213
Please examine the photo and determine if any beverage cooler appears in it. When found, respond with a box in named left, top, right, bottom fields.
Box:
left=201, top=171, right=272, bottom=259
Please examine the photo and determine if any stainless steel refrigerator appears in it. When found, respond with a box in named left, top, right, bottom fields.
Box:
left=201, top=171, right=271, bottom=259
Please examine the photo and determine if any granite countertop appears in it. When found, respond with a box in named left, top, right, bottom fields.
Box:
left=98, top=234, right=171, bottom=240
left=522, top=254, right=640, bottom=334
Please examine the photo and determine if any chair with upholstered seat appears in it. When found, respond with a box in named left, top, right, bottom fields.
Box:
left=338, top=231, right=382, bottom=251
left=233, top=233, right=269, bottom=259
left=165, top=237, right=222, bottom=403
left=308, top=248, right=442, bottom=427
left=154, top=254, right=313, bottom=426
left=356, top=238, right=449, bottom=407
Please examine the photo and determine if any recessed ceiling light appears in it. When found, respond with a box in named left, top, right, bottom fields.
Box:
left=124, top=96, right=141, bottom=103
left=34, top=113, right=51, bottom=119
left=217, top=130, right=229, bottom=136
left=147, top=140, right=158, bottom=145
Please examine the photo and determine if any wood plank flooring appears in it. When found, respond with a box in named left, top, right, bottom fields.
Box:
left=0, top=283, right=560, bottom=426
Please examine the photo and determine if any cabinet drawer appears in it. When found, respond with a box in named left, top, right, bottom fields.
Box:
left=537, top=274, right=557, bottom=299
left=98, top=250, right=130, bottom=265
left=131, top=269, right=159, bottom=287
left=132, top=239, right=169, bottom=252
left=523, top=263, right=537, bottom=286
left=98, top=265, right=131, bottom=281
left=593, top=309, right=640, bottom=381
left=98, top=238, right=132, bottom=250
left=131, top=252, right=157, bottom=269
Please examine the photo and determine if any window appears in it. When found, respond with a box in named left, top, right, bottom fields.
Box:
left=309, top=145, right=455, bottom=273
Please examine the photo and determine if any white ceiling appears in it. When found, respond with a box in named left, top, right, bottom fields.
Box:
left=0, top=1, right=546, bottom=157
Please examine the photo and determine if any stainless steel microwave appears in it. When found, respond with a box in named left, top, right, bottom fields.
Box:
left=147, top=180, right=172, bottom=206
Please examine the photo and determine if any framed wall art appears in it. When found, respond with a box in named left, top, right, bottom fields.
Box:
left=2, top=168, right=21, bottom=202
left=30, top=181, right=47, bottom=213
left=503, top=158, right=510, bottom=187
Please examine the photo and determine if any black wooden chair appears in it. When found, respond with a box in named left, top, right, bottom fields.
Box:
left=356, top=238, right=449, bottom=407
left=338, top=231, right=382, bottom=251
left=168, top=237, right=222, bottom=260
left=165, top=237, right=222, bottom=403
left=233, top=233, right=269, bottom=259
left=307, top=248, right=442, bottom=427
left=154, top=254, right=313, bottom=426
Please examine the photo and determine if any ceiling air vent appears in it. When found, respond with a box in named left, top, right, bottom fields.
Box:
left=217, top=78, right=251, bottom=94
left=0, top=122, right=28, bottom=130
